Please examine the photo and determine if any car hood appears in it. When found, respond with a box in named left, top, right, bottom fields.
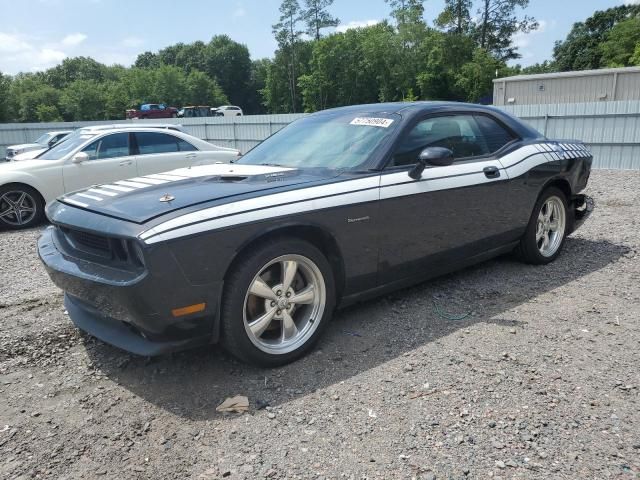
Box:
left=8, top=143, right=42, bottom=151
left=13, top=149, right=46, bottom=161
left=0, top=159, right=57, bottom=173
left=58, top=163, right=342, bottom=224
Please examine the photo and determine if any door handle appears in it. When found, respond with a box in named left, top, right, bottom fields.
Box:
left=185, top=153, right=197, bottom=159
left=119, top=160, right=133, bottom=166
left=483, top=166, right=500, bottom=179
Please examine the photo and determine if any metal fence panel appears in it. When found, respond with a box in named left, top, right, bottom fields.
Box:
left=497, top=101, right=640, bottom=170
left=0, top=104, right=638, bottom=169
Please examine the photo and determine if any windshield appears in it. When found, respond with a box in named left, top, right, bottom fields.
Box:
left=237, top=113, right=400, bottom=170
left=38, top=132, right=97, bottom=160
left=34, top=133, right=52, bottom=145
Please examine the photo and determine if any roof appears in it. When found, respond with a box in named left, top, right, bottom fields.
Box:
left=316, top=101, right=505, bottom=115
left=494, top=66, right=640, bottom=83
left=79, top=123, right=184, bottom=132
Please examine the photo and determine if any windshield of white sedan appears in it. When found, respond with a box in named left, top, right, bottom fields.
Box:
left=34, top=134, right=52, bottom=145
left=38, top=133, right=97, bottom=160
left=237, top=113, right=400, bottom=169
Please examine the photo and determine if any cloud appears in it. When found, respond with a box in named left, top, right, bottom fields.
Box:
left=0, top=32, right=33, bottom=53
left=336, top=20, right=380, bottom=33
left=0, top=32, right=68, bottom=73
left=121, top=36, right=144, bottom=48
left=233, top=7, right=246, bottom=17
left=513, top=19, right=554, bottom=51
left=623, top=0, right=640, bottom=4
left=61, top=33, right=87, bottom=47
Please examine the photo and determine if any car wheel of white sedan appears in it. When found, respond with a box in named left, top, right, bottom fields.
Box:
left=0, top=185, right=44, bottom=230
left=221, top=239, right=336, bottom=366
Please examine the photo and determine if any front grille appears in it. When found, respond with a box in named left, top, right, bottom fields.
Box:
left=59, top=228, right=144, bottom=268
left=69, top=229, right=111, bottom=253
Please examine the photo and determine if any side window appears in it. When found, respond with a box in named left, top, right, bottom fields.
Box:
left=177, top=138, right=197, bottom=152
left=82, top=133, right=130, bottom=160
left=135, top=132, right=180, bottom=155
left=474, top=115, right=515, bottom=153
left=391, top=115, right=490, bottom=167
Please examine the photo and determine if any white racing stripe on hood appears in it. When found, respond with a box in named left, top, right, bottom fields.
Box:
left=63, top=163, right=298, bottom=208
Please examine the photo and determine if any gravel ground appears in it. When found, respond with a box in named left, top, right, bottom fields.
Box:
left=1, top=170, right=639, bottom=480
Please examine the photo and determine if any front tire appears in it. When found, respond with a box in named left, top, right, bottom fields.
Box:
left=516, top=187, right=569, bottom=264
left=0, top=185, right=45, bottom=230
left=221, top=239, right=335, bottom=366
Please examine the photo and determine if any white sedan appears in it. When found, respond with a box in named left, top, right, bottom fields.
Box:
left=4, top=130, right=72, bottom=161
left=0, top=125, right=240, bottom=229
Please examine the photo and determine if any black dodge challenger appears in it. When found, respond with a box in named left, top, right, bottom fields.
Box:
left=38, top=102, right=593, bottom=366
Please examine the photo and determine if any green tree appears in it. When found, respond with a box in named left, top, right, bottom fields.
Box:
left=385, top=0, right=425, bottom=27
left=9, top=75, right=62, bottom=122
left=263, top=41, right=312, bottom=113
left=59, top=79, right=106, bottom=121
left=600, top=17, right=640, bottom=67
left=273, top=0, right=303, bottom=113
left=302, top=0, right=340, bottom=41
left=134, top=51, right=161, bottom=69
left=185, top=70, right=228, bottom=106
left=153, top=64, right=187, bottom=106
left=273, top=0, right=305, bottom=112
left=247, top=58, right=272, bottom=114
left=519, top=60, right=556, bottom=74
left=35, top=105, right=63, bottom=122
left=204, top=36, right=252, bottom=107
left=631, top=44, right=640, bottom=66
left=553, top=4, right=640, bottom=71
left=454, top=48, right=500, bottom=102
left=436, top=0, right=472, bottom=35
left=0, top=72, right=11, bottom=122
left=476, top=0, right=538, bottom=61
left=45, top=57, right=108, bottom=89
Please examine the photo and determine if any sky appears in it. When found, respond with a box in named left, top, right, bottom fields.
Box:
left=0, top=0, right=639, bottom=75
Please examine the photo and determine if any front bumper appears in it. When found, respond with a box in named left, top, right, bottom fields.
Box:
left=571, top=194, right=594, bottom=233
left=38, top=226, right=221, bottom=356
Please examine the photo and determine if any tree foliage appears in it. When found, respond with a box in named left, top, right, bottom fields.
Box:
left=436, top=0, right=473, bottom=35
left=553, top=4, right=640, bottom=71
left=476, top=0, right=538, bottom=61
left=303, top=0, right=340, bottom=40
left=600, top=17, right=640, bottom=68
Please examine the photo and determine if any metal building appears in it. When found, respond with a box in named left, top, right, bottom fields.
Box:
left=493, top=67, right=640, bottom=106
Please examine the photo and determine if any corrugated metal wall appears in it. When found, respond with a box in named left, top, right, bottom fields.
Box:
left=493, top=68, right=640, bottom=106
left=497, top=101, right=640, bottom=170
left=1, top=103, right=638, bottom=169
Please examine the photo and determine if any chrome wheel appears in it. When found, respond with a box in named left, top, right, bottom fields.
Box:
left=243, top=254, right=326, bottom=355
left=536, top=196, right=566, bottom=257
left=0, top=190, right=37, bottom=226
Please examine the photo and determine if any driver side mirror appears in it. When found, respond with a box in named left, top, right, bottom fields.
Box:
left=72, top=152, right=89, bottom=164
left=408, top=147, right=454, bottom=180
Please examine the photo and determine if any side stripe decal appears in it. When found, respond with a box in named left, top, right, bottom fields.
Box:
left=140, top=142, right=592, bottom=244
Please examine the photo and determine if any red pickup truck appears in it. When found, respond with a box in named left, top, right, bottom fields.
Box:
left=125, top=103, right=179, bottom=119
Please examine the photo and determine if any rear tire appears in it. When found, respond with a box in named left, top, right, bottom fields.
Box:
left=0, top=185, right=45, bottom=230
left=221, top=238, right=335, bottom=367
left=515, top=187, right=569, bottom=264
